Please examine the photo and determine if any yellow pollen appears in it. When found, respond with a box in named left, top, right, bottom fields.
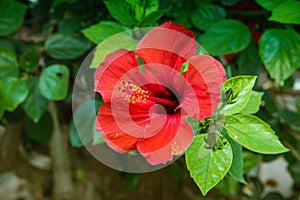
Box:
left=171, top=141, right=184, bottom=155
left=118, top=80, right=149, bottom=104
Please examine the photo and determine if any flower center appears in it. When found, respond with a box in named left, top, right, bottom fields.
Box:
left=118, top=80, right=179, bottom=110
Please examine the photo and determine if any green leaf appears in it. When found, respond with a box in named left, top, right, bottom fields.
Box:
left=44, top=34, right=91, bottom=60
left=90, top=32, right=138, bottom=68
left=82, top=21, right=129, bottom=44
left=238, top=43, right=263, bottom=76
left=104, top=0, right=137, bottom=26
left=191, top=4, right=226, bottom=30
left=38, top=64, right=70, bottom=100
left=224, top=114, right=289, bottom=154
left=239, top=91, right=264, bottom=114
left=199, top=19, right=251, bottom=55
left=222, top=130, right=246, bottom=184
left=20, top=46, right=40, bottom=72
left=255, top=0, right=287, bottom=11
left=259, top=29, right=300, bottom=85
left=0, top=77, right=29, bottom=118
left=0, top=48, right=19, bottom=79
left=220, top=0, right=242, bottom=6
left=0, top=0, right=27, bottom=36
left=186, top=134, right=233, bottom=195
left=24, top=112, right=53, bottom=145
left=130, top=0, right=159, bottom=22
left=58, top=19, right=81, bottom=35
left=141, top=10, right=164, bottom=26
left=269, top=1, right=300, bottom=24
left=22, top=77, right=48, bottom=123
left=70, top=100, right=98, bottom=147
left=221, top=76, right=257, bottom=116
left=243, top=151, right=259, bottom=173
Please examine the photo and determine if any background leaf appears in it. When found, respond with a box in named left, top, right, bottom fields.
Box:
left=70, top=100, right=99, bottom=147
left=44, top=34, right=91, bottom=60
left=269, top=1, right=300, bottom=24
left=199, top=19, right=251, bottom=55
left=0, top=0, right=27, bottom=36
left=186, top=134, right=232, bottom=195
left=191, top=4, right=226, bottom=31
left=0, top=77, right=29, bottom=117
left=259, top=29, right=300, bottom=85
left=82, top=21, right=129, bottom=44
left=20, top=46, right=40, bottom=72
left=22, top=77, right=48, bottom=123
left=24, top=112, right=53, bottom=145
left=224, top=114, right=289, bottom=154
left=255, top=0, right=287, bottom=11
left=38, top=64, right=70, bottom=100
left=0, top=47, right=19, bottom=79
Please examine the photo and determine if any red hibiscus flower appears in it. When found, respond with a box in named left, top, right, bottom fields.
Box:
left=94, top=22, right=226, bottom=165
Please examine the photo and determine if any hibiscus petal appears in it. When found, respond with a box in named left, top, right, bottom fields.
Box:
left=97, top=103, right=139, bottom=153
left=184, top=55, right=226, bottom=120
left=94, top=49, right=138, bottom=102
left=137, top=117, right=193, bottom=165
left=136, top=21, right=197, bottom=72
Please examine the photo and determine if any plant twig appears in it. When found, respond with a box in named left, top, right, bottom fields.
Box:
left=282, top=140, right=300, bottom=162
left=49, top=102, right=74, bottom=200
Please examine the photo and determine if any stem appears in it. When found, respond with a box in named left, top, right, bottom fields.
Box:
left=49, top=102, right=74, bottom=200
left=282, top=140, right=300, bottom=162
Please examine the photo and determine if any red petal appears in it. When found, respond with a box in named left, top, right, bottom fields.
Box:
left=137, top=117, right=193, bottom=165
left=94, top=49, right=138, bottom=102
left=97, top=103, right=139, bottom=153
left=136, top=21, right=197, bottom=72
left=184, top=55, right=226, bottom=120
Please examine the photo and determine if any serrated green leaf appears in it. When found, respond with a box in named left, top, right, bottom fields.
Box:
left=269, top=1, right=300, bottom=24
left=22, top=77, right=48, bottom=123
left=141, top=10, right=164, bottom=26
left=0, top=0, right=27, bottom=36
left=221, top=76, right=257, bottom=115
left=44, top=34, right=91, bottom=60
left=104, top=0, right=137, bottom=26
left=296, top=98, right=300, bottom=115
left=130, top=0, right=159, bottom=22
left=222, top=130, right=246, bottom=184
left=259, top=29, right=300, bottom=85
left=20, top=46, right=40, bottom=72
left=70, top=100, right=98, bottom=147
left=191, top=4, right=226, bottom=30
left=255, top=0, right=287, bottom=11
left=224, top=114, right=289, bottom=154
left=0, top=77, right=29, bottom=118
left=90, top=32, right=138, bottom=68
left=0, top=48, right=19, bottom=79
left=199, top=19, right=251, bottom=55
left=38, top=64, right=70, bottom=100
left=24, top=112, right=53, bottom=145
left=186, top=134, right=232, bottom=195
left=82, top=21, right=129, bottom=44
left=239, top=91, right=264, bottom=114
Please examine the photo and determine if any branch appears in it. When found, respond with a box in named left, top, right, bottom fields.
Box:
left=49, top=102, right=74, bottom=200
left=282, top=140, right=300, bottom=162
